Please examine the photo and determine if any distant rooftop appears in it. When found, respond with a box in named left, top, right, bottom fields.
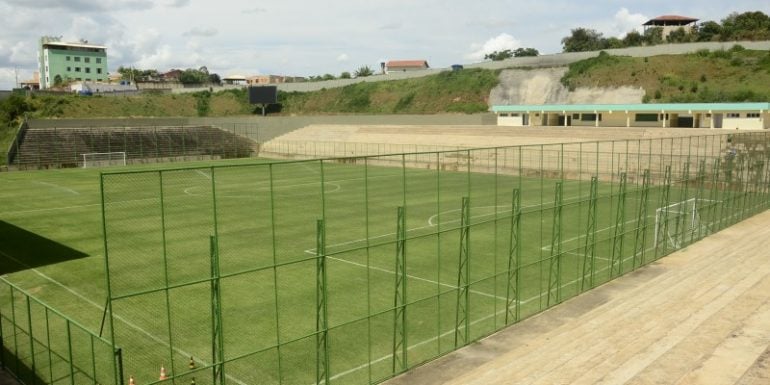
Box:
left=491, top=103, right=770, bottom=113
left=386, top=60, right=429, bottom=68
left=643, top=15, right=699, bottom=26
left=42, top=41, right=107, bottom=50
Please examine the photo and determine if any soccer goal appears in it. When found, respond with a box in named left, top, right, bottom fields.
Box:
left=81, top=152, right=127, bottom=168
left=654, top=198, right=719, bottom=249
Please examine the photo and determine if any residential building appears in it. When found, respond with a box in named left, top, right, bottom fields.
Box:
left=385, top=60, right=429, bottom=73
left=38, top=36, right=108, bottom=89
left=492, top=103, right=770, bottom=130
left=643, top=15, right=699, bottom=39
left=162, top=69, right=183, bottom=81
left=222, top=75, right=247, bottom=85
left=20, top=72, right=41, bottom=90
left=246, top=75, right=307, bottom=85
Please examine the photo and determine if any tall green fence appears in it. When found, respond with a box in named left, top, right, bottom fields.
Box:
left=0, top=278, right=122, bottom=385
left=99, top=132, right=770, bottom=385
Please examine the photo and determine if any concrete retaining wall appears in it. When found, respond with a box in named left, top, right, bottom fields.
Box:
left=27, top=114, right=495, bottom=142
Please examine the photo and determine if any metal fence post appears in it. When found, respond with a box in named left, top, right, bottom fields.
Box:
left=505, top=189, right=521, bottom=324
left=392, top=206, right=407, bottom=373
left=547, top=182, right=563, bottom=307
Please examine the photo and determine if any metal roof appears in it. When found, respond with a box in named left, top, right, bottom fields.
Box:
left=491, top=103, right=770, bottom=113
left=386, top=60, right=429, bottom=68
left=43, top=41, right=107, bottom=50
left=643, top=15, right=699, bottom=25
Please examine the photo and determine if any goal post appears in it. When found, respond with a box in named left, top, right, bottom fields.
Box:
left=81, top=152, right=127, bottom=168
left=654, top=198, right=719, bottom=249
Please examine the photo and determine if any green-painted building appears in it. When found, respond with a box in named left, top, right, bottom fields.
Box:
left=38, top=37, right=108, bottom=89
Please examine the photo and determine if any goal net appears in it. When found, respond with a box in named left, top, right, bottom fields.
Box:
left=654, top=198, right=718, bottom=249
left=81, top=152, right=127, bottom=168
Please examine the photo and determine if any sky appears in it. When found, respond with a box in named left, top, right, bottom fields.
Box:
left=1, top=0, right=769, bottom=89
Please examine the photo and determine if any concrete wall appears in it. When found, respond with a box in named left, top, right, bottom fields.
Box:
left=28, top=114, right=495, bottom=142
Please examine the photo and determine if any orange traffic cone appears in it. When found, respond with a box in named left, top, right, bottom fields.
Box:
left=129, top=376, right=136, bottom=385
left=159, top=365, right=168, bottom=380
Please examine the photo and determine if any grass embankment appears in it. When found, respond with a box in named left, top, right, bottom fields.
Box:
left=278, top=68, right=499, bottom=114
left=27, top=68, right=499, bottom=119
left=561, top=46, right=770, bottom=102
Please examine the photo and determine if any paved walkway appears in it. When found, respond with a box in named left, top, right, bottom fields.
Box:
left=0, top=368, right=19, bottom=385
left=386, top=210, right=770, bottom=385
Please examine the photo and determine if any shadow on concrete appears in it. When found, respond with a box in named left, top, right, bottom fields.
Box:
left=0, top=221, right=88, bottom=275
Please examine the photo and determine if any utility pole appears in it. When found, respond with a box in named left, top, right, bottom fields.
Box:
left=14, top=66, right=19, bottom=88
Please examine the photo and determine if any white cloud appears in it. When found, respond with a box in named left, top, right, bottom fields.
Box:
left=167, top=0, right=191, bottom=7
left=609, top=8, right=648, bottom=37
left=183, top=27, right=218, bottom=38
left=336, top=53, right=349, bottom=62
left=466, top=33, right=521, bottom=61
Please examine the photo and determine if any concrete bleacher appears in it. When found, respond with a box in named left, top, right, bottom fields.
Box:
left=10, top=126, right=258, bottom=169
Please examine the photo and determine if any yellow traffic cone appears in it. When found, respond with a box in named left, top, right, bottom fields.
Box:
left=188, top=356, right=196, bottom=370
left=159, top=365, right=168, bottom=380
left=129, top=376, right=136, bottom=385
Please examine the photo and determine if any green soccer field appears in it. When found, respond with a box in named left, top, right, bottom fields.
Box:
left=2, top=135, right=767, bottom=385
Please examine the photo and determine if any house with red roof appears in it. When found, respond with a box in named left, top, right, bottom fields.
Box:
left=643, top=15, right=699, bottom=39
left=385, top=60, right=429, bottom=74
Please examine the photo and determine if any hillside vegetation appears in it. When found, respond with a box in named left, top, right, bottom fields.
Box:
left=2, top=47, right=768, bottom=127
left=562, top=47, right=770, bottom=103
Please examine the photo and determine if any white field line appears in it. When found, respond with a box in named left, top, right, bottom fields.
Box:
left=0, top=249, right=249, bottom=385
left=32, top=181, right=80, bottom=196
left=326, top=256, right=507, bottom=302
left=324, top=248, right=654, bottom=383
left=195, top=169, right=212, bottom=180
left=427, top=194, right=594, bottom=227
left=182, top=181, right=342, bottom=198
left=541, top=215, right=654, bottom=252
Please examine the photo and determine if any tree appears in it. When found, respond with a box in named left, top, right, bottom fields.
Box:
left=696, top=21, right=722, bottom=42
left=666, top=27, right=692, bottom=43
left=485, top=49, right=514, bottom=61
left=179, top=68, right=208, bottom=84
left=643, top=27, right=664, bottom=45
left=340, top=71, right=351, bottom=79
left=622, top=30, right=644, bottom=47
left=322, top=73, right=335, bottom=81
left=561, top=28, right=605, bottom=52
left=53, top=75, right=63, bottom=87
left=721, top=11, right=770, bottom=40
left=354, top=65, right=374, bottom=77
left=208, top=73, right=221, bottom=85
left=514, top=47, right=539, bottom=57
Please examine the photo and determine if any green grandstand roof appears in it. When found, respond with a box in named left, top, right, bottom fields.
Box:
left=491, top=103, right=770, bottom=113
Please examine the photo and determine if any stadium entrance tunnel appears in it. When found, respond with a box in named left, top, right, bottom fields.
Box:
left=0, top=221, right=89, bottom=275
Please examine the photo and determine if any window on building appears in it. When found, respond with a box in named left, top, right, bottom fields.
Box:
left=747, top=113, right=760, bottom=118
left=96, top=58, right=102, bottom=64
left=75, top=67, right=81, bottom=72
left=66, top=56, right=71, bottom=61
left=500, top=113, right=509, bottom=117
left=635, top=113, right=659, bottom=122
left=581, top=113, right=598, bottom=121
left=67, top=67, right=71, bottom=72
left=74, top=57, right=81, bottom=62
left=726, top=113, right=741, bottom=118
left=85, top=57, right=90, bottom=63
left=97, top=68, right=102, bottom=74
left=572, top=113, right=580, bottom=119
left=85, top=68, right=91, bottom=74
